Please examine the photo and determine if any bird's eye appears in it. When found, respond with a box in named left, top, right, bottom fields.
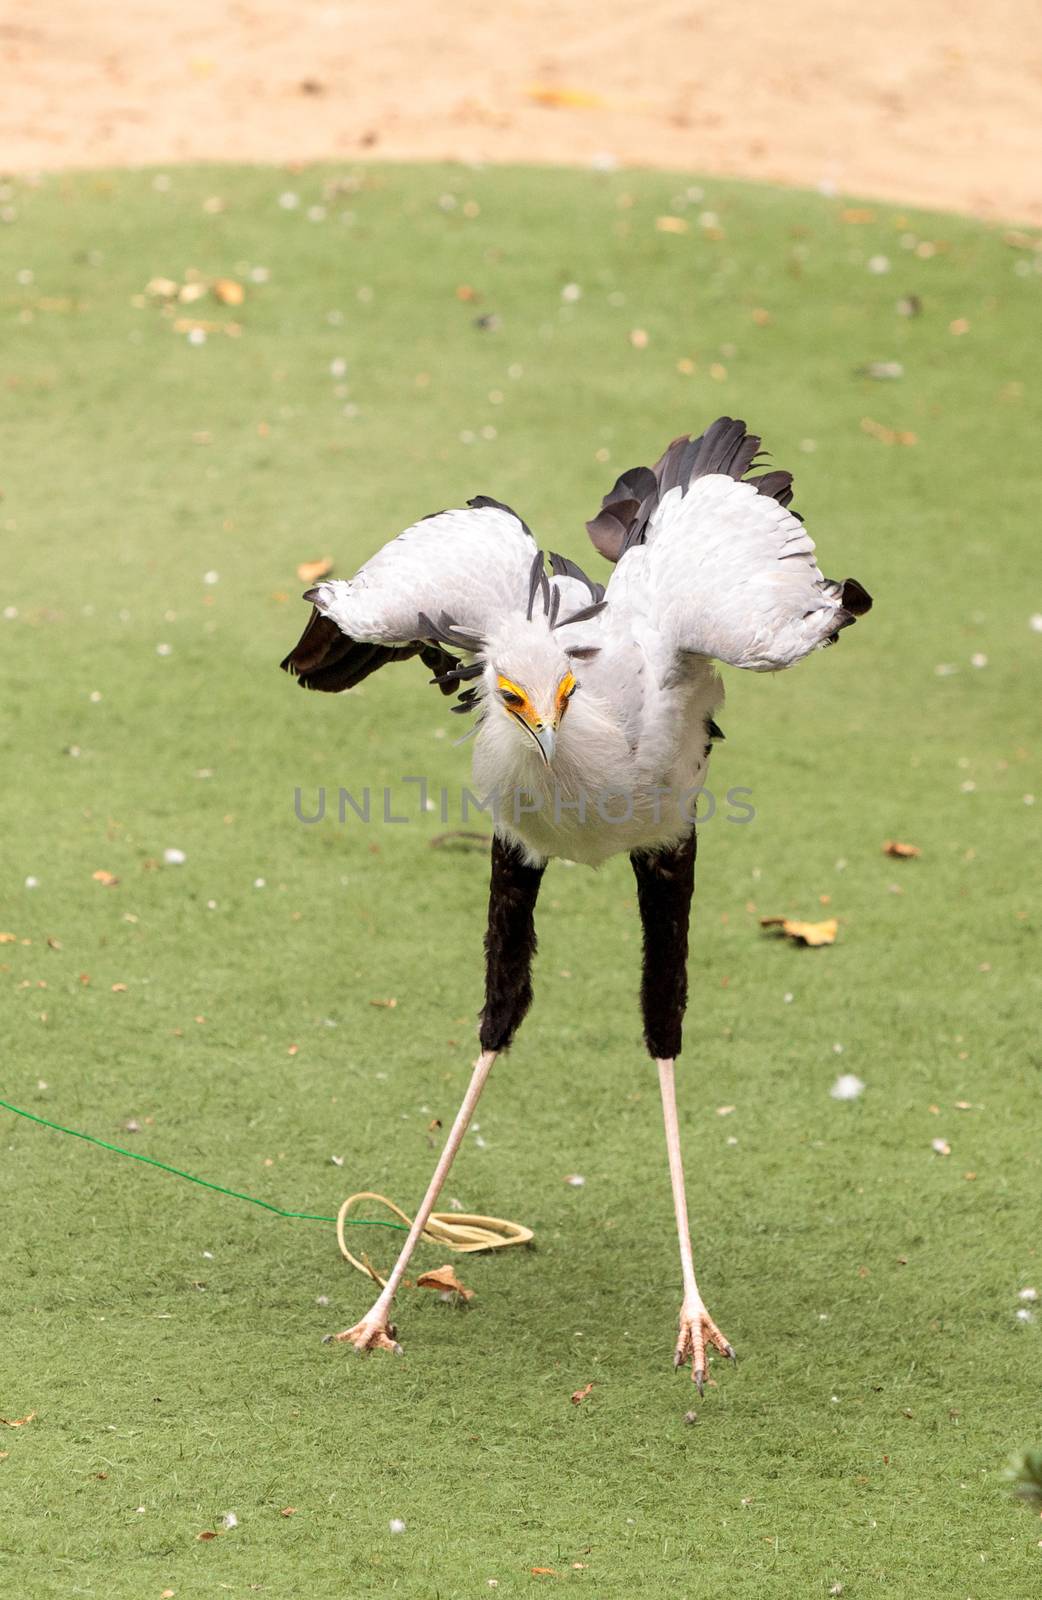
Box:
left=556, top=671, right=577, bottom=709
left=496, top=675, right=527, bottom=711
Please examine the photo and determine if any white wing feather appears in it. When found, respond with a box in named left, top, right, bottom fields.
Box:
left=613, top=473, right=852, bottom=672
left=305, top=504, right=537, bottom=646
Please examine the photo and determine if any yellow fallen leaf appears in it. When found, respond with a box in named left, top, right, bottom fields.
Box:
left=92, top=869, right=119, bottom=886
left=296, top=557, right=334, bottom=584
left=883, top=840, right=921, bottom=858
left=369, top=997, right=397, bottom=1009
left=760, top=916, right=838, bottom=947
left=861, top=416, right=918, bottom=447
left=655, top=215, right=689, bottom=234
left=145, top=277, right=179, bottom=299
left=530, top=1568, right=559, bottom=1577
left=525, top=84, right=604, bottom=109
left=178, top=282, right=208, bottom=305
left=0, top=932, right=15, bottom=943
left=416, top=1264, right=475, bottom=1301
left=111, top=982, right=128, bottom=993
left=570, top=1382, right=594, bottom=1405
left=212, top=278, right=245, bottom=306
left=280, top=1506, right=297, bottom=1517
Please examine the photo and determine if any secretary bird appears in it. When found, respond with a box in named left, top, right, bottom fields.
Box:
left=281, top=416, right=871, bottom=1390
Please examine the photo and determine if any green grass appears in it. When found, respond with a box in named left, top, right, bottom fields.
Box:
left=1, top=161, right=1040, bottom=1598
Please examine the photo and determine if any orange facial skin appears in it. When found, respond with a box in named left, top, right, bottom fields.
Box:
left=496, top=672, right=576, bottom=731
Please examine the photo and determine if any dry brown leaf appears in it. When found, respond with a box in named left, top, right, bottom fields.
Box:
left=760, top=916, right=838, bottom=947
left=145, top=277, right=179, bottom=299
left=570, top=1382, right=594, bottom=1405
left=212, top=278, right=245, bottom=306
left=883, top=840, right=921, bottom=858
left=530, top=1568, right=559, bottom=1577
left=0, top=1411, right=36, bottom=1427
left=416, top=1264, right=475, bottom=1301
left=196, top=1529, right=219, bottom=1541
left=178, top=282, right=208, bottom=305
left=369, top=997, right=397, bottom=1009
left=0, top=932, right=16, bottom=943
left=111, top=982, right=128, bottom=993
left=92, top=869, right=120, bottom=886
left=841, top=207, right=876, bottom=223
left=296, top=557, right=334, bottom=584
left=655, top=215, right=689, bottom=234
left=280, top=1506, right=297, bottom=1517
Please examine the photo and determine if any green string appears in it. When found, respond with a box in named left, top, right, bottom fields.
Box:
left=0, top=1096, right=409, bottom=1231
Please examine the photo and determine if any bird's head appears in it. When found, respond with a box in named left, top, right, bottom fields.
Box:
left=482, top=622, right=580, bottom=766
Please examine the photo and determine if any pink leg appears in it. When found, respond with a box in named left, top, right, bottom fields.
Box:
left=657, top=1058, right=735, bottom=1393
left=329, top=1049, right=497, bottom=1354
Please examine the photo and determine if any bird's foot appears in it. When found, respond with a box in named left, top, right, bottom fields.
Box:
left=325, top=1310, right=402, bottom=1355
left=674, top=1297, right=735, bottom=1394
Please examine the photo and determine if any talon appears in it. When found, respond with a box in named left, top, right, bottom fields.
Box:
left=674, top=1300, right=733, bottom=1395
left=329, top=1313, right=402, bottom=1355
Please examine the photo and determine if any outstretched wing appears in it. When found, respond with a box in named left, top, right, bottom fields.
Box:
left=281, top=498, right=538, bottom=695
left=588, top=418, right=871, bottom=673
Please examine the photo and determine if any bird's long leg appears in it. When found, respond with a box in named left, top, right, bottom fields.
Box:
left=630, top=832, right=734, bottom=1392
left=331, top=833, right=545, bottom=1355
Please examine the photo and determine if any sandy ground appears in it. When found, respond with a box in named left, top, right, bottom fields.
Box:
left=2, top=0, right=1041, bottom=222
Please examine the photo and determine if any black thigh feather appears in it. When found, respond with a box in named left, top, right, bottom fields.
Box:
left=630, top=831, right=698, bottom=1061
left=479, top=834, right=545, bottom=1053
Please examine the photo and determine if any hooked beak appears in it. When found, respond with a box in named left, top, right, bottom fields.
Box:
left=530, top=722, right=556, bottom=766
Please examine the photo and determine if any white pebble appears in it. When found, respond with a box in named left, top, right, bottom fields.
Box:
left=1029, top=614, right=1042, bottom=633
left=565, top=1174, right=585, bottom=1187
left=254, top=877, right=266, bottom=888
left=25, top=875, right=39, bottom=889
left=561, top=282, right=582, bottom=302
left=187, top=328, right=206, bottom=346
left=1016, top=1308, right=1035, bottom=1323
left=830, top=1074, right=865, bottom=1101
left=389, top=1517, right=406, bottom=1534
left=203, top=570, right=219, bottom=585
left=970, top=653, right=988, bottom=668
left=278, top=191, right=300, bottom=210
left=163, top=847, right=187, bottom=865
left=1019, top=1287, right=1038, bottom=1302
left=156, top=642, right=172, bottom=656
left=867, top=255, right=891, bottom=274
left=832, top=1042, right=844, bottom=1054
left=316, top=1294, right=330, bottom=1307
left=329, top=357, right=347, bottom=378
left=222, top=1511, right=238, bottom=1529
